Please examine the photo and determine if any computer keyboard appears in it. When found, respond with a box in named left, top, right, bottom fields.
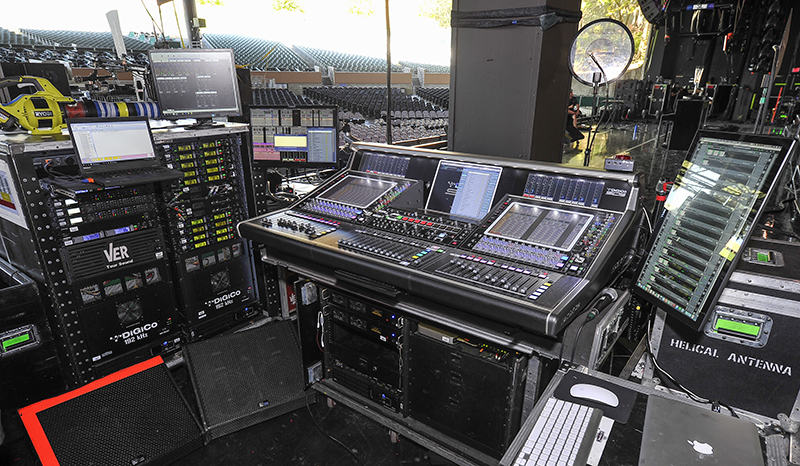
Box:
left=513, top=397, right=602, bottom=466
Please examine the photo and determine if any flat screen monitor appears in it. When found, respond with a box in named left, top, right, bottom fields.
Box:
left=426, top=160, right=502, bottom=221
left=251, top=106, right=338, bottom=167
left=486, top=202, right=594, bottom=252
left=358, top=152, right=411, bottom=177
left=148, top=48, right=241, bottom=120
left=632, top=131, right=794, bottom=331
left=318, top=175, right=397, bottom=209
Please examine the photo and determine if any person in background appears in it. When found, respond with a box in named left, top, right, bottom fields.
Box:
left=566, top=89, right=585, bottom=146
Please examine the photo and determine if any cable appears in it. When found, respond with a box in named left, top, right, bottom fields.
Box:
left=384, top=0, right=393, bottom=144
left=304, top=394, right=366, bottom=466
left=139, top=0, right=165, bottom=37
left=569, top=319, right=591, bottom=364
left=172, top=0, right=186, bottom=49
left=645, top=314, right=739, bottom=418
left=568, top=288, right=620, bottom=364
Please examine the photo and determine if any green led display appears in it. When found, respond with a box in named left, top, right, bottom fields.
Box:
left=715, top=319, right=760, bottom=337
left=2, top=333, right=31, bottom=351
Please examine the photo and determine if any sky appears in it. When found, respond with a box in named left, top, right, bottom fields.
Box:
left=4, top=0, right=452, bottom=65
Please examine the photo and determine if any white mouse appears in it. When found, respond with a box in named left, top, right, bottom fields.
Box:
left=569, top=383, right=620, bottom=407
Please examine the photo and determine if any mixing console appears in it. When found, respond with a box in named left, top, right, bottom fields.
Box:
left=239, top=144, right=642, bottom=337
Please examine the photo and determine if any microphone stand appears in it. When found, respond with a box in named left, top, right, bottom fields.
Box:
left=583, top=53, right=607, bottom=167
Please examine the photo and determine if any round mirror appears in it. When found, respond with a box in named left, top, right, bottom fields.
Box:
left=569, top=19, right=635, bottom=86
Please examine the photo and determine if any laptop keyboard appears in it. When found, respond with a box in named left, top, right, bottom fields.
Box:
left=104, top=167, right=165, bottom=178
left=91, top=167, right=184, bottom=187
left=513, top=397, right=602, bottom=466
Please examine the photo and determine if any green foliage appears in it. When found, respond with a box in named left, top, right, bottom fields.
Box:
left=272, top=0, right=305, bottom=13
left=347, top=0, right=376, bottom=16
left=419, top=0, right=451, bottom=29
left=197, top=0, right=224, bottom=5
left=581, top=0, right=650, bottom=64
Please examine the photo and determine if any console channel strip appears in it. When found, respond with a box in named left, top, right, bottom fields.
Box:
left=47, top=184, right=181, bottom=377
left=158, top=128, right=259, bottom=338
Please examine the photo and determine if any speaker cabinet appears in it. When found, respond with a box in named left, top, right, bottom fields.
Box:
left=18, top=356, right=203, bottom=466
left=182, top=319, right=306, bottom=440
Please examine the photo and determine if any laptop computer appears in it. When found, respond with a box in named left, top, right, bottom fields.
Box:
left=639, top=395, right=765, bottom=465
left=65, top=117, right=183, bottom=188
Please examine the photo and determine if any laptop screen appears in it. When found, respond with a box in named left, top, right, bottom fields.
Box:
left=68, top=119, right=158, bottom=172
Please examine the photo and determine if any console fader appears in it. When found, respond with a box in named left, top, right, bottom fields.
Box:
left=239, top=144, right=641, bottom=337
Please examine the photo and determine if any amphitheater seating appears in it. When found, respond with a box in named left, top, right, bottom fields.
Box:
left=399, top=60, right=449, bottom=74
left=204, top=34, right=310, bottom=71
left=304, top=86, right=443, bottom=119
left=252, top=88, right=315, bottom=106
left=416, top=87, right=449, bottom=110
left=0, top=27, right=40, bottom=46
left=294, top=45, right=402, bottom=73
left=348, top=118, right=447, bottom=144
left=20, top=29, right=152, bottom=52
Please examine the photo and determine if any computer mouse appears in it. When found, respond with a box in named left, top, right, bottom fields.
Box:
left=569, top=383, right=620, bottom=407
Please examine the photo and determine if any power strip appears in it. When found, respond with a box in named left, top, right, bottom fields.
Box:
left=604, top=157, right=635, bottom=172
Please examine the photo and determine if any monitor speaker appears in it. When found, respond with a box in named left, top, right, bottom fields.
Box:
left=182, top=319, right=306, bottom=440
left=18, top=356, right=203, bottom=466
left=637, top=0, right=665, bottom=24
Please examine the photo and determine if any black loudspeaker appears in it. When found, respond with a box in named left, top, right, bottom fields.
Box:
left=637, top=0, right=665, bottom=24
left=18, top=357, right=203, bottom=466
left=183, top=319, right=306, bottom=440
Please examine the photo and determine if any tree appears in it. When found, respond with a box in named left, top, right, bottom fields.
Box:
left=419, top=0, right=450, bottom=29
left=272, top=0, right=305, bottom=13
left=581, top=0, right=650, bottom=65
left=268, top=0, right=378, bottom=16
left=347, top=0, right=376, bottom=16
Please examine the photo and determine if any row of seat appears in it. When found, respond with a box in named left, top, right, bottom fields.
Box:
left=204, top=34, right=310, bottom=71
left=251, top=88, right=315, bottom=106
left=388, top=110, right=448, bottom=119
left=416, top=87, right=449, bottom=109
left=399, top=60, right=449, bottom=74
left=295, top=45, right=403, bottom=73
left=348, top=120, right=447, bottom=144
left=0, top=27, right=448, bottom=78
left=20, top=29, right=152, bottom=52
left=303, top=86, right=444, bottom=119
left=0, top=27, right=37, bottom=46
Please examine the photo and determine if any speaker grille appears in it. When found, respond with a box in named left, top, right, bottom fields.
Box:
left=23, top=359, right=202, bottom=466
left=184, top=320, right=306, bottom=439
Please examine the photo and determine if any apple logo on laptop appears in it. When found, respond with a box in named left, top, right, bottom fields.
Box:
left=688, top=440, right=714, bottom=455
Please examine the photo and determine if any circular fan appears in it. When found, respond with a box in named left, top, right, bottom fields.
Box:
left=117, top=299, right=144, bottom=327
left=569, top=19, right=635, bottom=86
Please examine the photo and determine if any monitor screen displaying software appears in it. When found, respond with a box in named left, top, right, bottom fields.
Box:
left=251, top=106, right=338, bottom=165
left=69, top=119, right=156, bottom=166
left=426, top=160, right=503, bottom=221
left=632, top=134, right=790, bottom=330
left=148, top=48, right=241, bottom=119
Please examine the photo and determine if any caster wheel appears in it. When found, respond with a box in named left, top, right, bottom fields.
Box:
left=389, top=430, right=399, bottom=443
left=326, top=397, right=337, bottom=408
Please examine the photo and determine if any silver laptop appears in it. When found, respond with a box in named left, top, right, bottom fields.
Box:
left=640, top=395, right=764, bottom=465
